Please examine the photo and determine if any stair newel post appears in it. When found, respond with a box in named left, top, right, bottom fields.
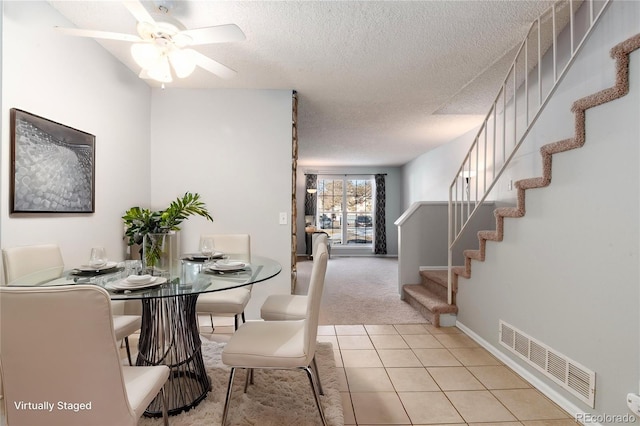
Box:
left=447, top=185, right=453, bottom=305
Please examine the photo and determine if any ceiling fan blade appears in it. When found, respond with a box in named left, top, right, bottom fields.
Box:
left=180, top=24, right=246, bottom=46
left=191, top=50, right=238, bottom=79
left=55, top=27, right=142, bottom=43
left=122, top=0, right=156, bottom=24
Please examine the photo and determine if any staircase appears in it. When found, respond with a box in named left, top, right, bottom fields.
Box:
left=404, top=32, right=640, bottom=326
left=403, top=269, right=457, bottom=328
left=450, top=32, right=640, bottom=284
left=401, top=0, right=640, bottom=326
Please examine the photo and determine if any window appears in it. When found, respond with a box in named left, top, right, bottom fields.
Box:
left=317, top=176, right=373, bottom=247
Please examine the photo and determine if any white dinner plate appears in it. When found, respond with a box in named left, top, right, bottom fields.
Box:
left=206, top=261, right=248, bottom=272
left=106, top=277, right=167, bottom=291
left=124, top=274, right=154, bottom=284
left=75, top=261, right=118, bottom=272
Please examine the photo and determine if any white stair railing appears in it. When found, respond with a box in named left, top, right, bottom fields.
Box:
left=447, top=0, right=612, bottom=304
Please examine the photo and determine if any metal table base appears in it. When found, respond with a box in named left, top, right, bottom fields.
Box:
left=137, top=293, right=211, bottom=417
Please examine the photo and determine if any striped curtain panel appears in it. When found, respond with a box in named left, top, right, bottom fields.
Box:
left=374, top=174, right=387, bottom=254
left=304, top=174, right=317, bottom=216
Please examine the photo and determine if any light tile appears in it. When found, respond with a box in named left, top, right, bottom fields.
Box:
left=341, top=349, right=384, bottom=368
left=415, top=424, right=466, bottom=426
left=334, top=349, right=343, bottom=367
left=492, top=389, right=570, bottom=420
left=413, top=348, right=462, bottom=367
left=378, top=349, right=423, bottom=367
left=365, top=324, right=399, bottom=335
left=428, top=367, right=485, bottom=391
left=446, top=390, right=517, bottom=423
left=341, top=392, right=356, bottom=425
left=424, top=324, right=462, bottom=334
left=450, top=347, right=501, bottom=366
left=434, top=333, right=480, bottom=348
left=317, top=334, right=339, bottom=348
left=351, top=392, right=411, bottom=424
left=386, top=367, right=439, bottom=392
left=345, top=367, right=395, bottom=392
left=336, top=367, right=349, bottom=392
left=318, top=325, right=336, bottom=335
left=338, top=335, right=375, bottom=350
left=335, top=325, right=368, bottom=335
left=468, top=423, right=522, bottom=426
left=394, top=324, right=430, bottom=335
left=521, top=420, right=581, bottom=426
left=398, top=391, right=464, bottom=424
left=468, top=365, right=530, bottom=389
left=402, top=333, right=444, bottom=349
left=370, top=334, right=410, bottom=349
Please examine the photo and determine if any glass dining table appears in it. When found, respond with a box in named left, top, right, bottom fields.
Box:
left=9, top=255, right=282, bottom=417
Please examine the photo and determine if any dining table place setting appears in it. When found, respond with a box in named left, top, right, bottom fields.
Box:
left=181, top=251, right=224, bottom=262
left=105, top=274, right=167, bottom=292
left=71, top=246, right=123, bottom=276
left=203, top=259, right=249, bottom=274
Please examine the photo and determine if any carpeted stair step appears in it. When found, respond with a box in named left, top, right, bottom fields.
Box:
left=403, top=284, right=458, bottom=328
left=419, top=269, right=448, bottom=299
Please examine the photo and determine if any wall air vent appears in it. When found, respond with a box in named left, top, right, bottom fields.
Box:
left=499, top=320, right=595, bottom=408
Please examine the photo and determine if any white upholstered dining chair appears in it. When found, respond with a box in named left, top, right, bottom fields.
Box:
left=260, top=232, right=328, bottom=321
left=1, top=243, right=141, bottom=365
left=220, top=242, right=329, bottom=426
left=196, top=234, right=252, bottom=331
left=2, top=243, right=64, bottom=285
left=0, top=285, right=170, bottom=426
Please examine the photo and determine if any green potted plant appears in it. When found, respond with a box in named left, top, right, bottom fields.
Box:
left=122, top=192, right=213, bottom=276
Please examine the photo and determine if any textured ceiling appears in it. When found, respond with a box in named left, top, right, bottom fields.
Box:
left=48, top=0, right=555, bottom=167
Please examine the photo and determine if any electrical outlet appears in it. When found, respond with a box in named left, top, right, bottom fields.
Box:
left=279, top=212, right=288, bottom=225
left=508, top=179, right=513, bottom=191
left=627, top=393, right=640, bottom=416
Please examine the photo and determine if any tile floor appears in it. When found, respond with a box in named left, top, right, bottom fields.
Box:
left=122, top=318, right=578, bottom=425
left=316, top=323, right=578, bottom=426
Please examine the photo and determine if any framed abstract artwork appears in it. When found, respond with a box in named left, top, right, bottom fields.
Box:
left=10, top=108, right=95, bottom=213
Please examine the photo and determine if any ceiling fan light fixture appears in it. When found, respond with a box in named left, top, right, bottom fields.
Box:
left=169, top=48, right=197, bottom=78
left=131, top=43, right=161, bottom=68
left=144, top=55, right=173, bottom=83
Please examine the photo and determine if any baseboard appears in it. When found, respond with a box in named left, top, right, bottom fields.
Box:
left=456, top=321, right=591, bottom=425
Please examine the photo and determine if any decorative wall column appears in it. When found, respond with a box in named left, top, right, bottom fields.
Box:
left=291, top=91, right=298, bottom=293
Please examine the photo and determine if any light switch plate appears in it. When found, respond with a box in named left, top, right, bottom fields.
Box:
left=279, top=212, right=288, bottom=225
left=627, top=393, right=640, bottom=416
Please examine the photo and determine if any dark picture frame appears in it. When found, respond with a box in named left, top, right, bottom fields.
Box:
left=10, top=108, right=95, bottom=213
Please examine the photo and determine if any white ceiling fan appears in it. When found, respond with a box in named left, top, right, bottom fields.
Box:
left=55, top=0, right=245, bottom=83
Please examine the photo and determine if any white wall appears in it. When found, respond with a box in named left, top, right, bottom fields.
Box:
left=295, top=166, right=402, bottom=256
left=149, top=89, right=293, bottom=319
left=401, top=126, right=480, bottom=208
left=1, top=1, right=151, bottom=270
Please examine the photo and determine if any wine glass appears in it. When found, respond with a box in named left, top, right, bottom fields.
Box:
left=200, top=238, right=215, bottom=265
left=89, top=247, right=107, bottom=268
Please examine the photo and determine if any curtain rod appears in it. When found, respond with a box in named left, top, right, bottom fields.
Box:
left=304, top=173, right=387, bottom=176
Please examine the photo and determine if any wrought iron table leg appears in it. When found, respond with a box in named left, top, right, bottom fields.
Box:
left=137, top=293, right=211, bottom=417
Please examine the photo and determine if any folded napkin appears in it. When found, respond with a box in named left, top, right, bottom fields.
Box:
left=126, top=274, right=153, bottom=284
left=213, top=261, right=245, bottom=270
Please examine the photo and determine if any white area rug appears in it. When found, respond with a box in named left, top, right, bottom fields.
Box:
left=139, top=339, right=343, bottom=426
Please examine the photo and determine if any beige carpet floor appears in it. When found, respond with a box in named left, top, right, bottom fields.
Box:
left=296, top=256, right=427, bottom=325
left=138, top=339, right=343, bottom=426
